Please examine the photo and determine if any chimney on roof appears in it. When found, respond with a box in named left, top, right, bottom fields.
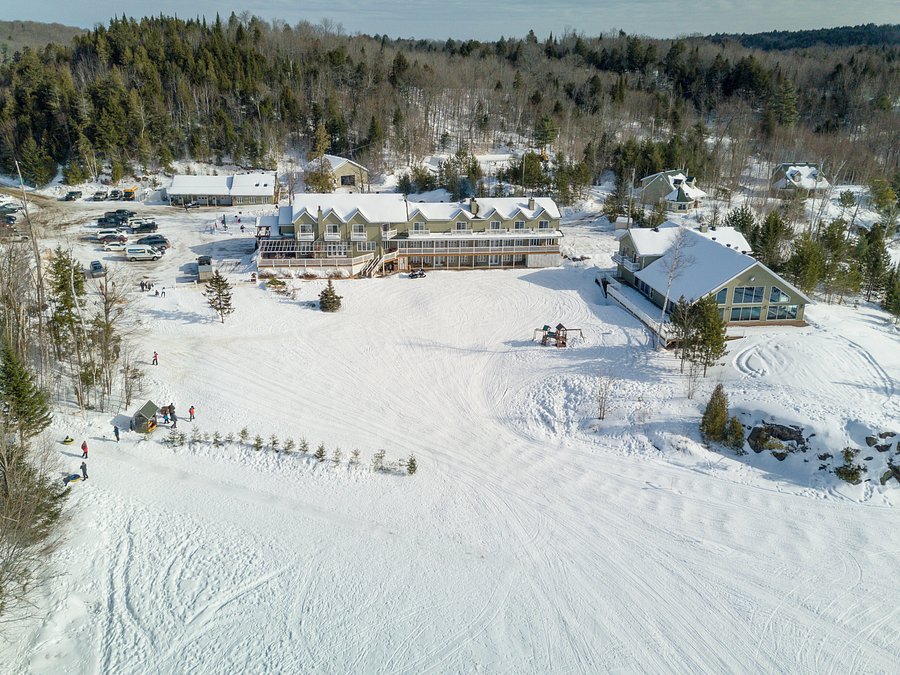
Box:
left=470, top=197, right=479, bottom=216
left=528, top=196, right=535, bottom=211
left=699, top=223, right=708, bottom=233
left=317, top=205, right=322, bottom=225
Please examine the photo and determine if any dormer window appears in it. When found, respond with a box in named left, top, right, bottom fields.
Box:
left=514, top=221, right=525, bottom=230
left=490, top=221, right=501, bottom=230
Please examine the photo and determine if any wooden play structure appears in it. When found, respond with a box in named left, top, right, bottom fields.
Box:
left=132, top=400, right=160, bottom=433
left=533, top=323, right=583, bottom=347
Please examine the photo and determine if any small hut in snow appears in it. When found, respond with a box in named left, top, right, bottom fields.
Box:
left=132, top=400, right=159, bottom=433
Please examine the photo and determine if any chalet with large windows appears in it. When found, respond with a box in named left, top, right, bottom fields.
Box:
left=611, top=223, right=810, bottom=328
left=257, top=194, right=562, bottom=276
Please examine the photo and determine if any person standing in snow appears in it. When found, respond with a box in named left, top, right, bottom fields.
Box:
left=81, top=462, right=88, bottom=480
left=171, top=412, right=178, bottom=429
left=113, top=426, right=120, bottom=442
left=152, top=351, right=158, bottom=366
left=81, top=440, right=88, bottom=458
left=189, top=405, right=195, bottom=421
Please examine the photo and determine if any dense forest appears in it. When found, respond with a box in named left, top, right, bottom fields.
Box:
left=0, top=14, right=898, bottom=195
left=708, top=23, right=900, bottom=51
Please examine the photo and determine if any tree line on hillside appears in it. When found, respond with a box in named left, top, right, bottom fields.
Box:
left=707, top=23, right=900, bottom=51
left=0, top=14, right=898, bottom=204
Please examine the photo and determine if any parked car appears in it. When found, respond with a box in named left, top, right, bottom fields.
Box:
left=93, top=191, right=109, bottom=201
left=131, top=221, right=158, bottom=234
left=109, top=189, right=123, bottom=200
left=184, top=201, right=201, bottom=209
left=125, top=245, right=161, bottom=261
left=98, top=217, right=126, bottom=227
left=0, top=205, right=20, bottom=215
left=96, top=227, right=128, bottom=238
left=3, top=214, right=16, bottom=225
left=115, top=209, right=137, bottom=217
left=103, top=242, right=128, bottom=252
left=89, top=261, right=106, bottom=278
left=136, top=235, right=170, bottom=250
left=99, top=234, right=127, bottom=244
left=64, top=190, right=82, bottom=201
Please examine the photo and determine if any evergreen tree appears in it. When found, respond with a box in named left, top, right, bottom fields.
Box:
left=407, top=453, right=417, bottom=475
left=770, top=78, right=799, bottom=127
left=691, top=294, right=727, bottom=376
left=700, top=384, right=729, bottom=443
left=314, top=443, right=326, bottom=462
left=319, top=279, right=342, bottom=312
left=754, top=211, right=792, bottom=270
left=669, top=296, right=698, bottom=372
left=883, top=264, right=900, bottom=323
left=205, top=271, right=234, bottom=323
left=534, top=115, right=558, bottom=148
left=253, top=434, right=264, bottom=451
left=17, top=136, right=56, bottom=186
left=725, top=416, right=746, bottom=453
left=856, top=225, right=891, bottom=301
left=723, top=204, right=756, bottom=236
left=787, top=232, right=825, bottom=294
left=0, top=341, right=53, bottom=446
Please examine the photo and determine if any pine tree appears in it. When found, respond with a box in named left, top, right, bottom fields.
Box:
left=725, top=416, right=746, bottom=453
left=372, top=449, right=386, bottom=472
left=239, top=427, right=249, bottom=444
left=692, top=294, right=727, bottom=376
left=0, top=341, right=53, bottom=446
left=319, top=279, right=342, bottom=312
left=723, top=204, right=756, bottom=237
left=314, top=443, right=326, bottom=462
left=284, top=438, right=296, bottom=453
left=205, top=270, right=234, bottom=323
left=857, top=225, right=891, bottom=301
left=754, top=211, right=792, bottom=270
left=406, top=454, right=417, bottom=475
left=299, top=438, right=309, bottom=454
left=269, top=435, right=279, bottom=452
left=253, top=435, right=264, bottom=451
left=17, top=136, right=56, bottom=186
left=883, top=264, right=900, bottom=323
left=700, top=384, right=729, bottom=443
left=787, top=232, right=825, bottom=294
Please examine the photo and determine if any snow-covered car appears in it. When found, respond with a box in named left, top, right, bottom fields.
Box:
left=103, top=241, right=128, bottom=252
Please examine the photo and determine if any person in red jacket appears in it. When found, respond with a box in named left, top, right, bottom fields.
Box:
left=81, top=440, right=88, bottom=458
left=189, top=405, right=195, bottom=421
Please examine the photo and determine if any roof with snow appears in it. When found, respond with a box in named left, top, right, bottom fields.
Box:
left=641, top=170, right=706, bottom=202
left=771, top=163, right=830, bottom=191
left=286, top=195, right=561, bottom=224
left=633, top=228, right=810, bottom=304
left=666, top=183, right=706, bottom=203
left=618, top=222, right=752, bottom=257
left=167, top=172, right=276, bottom=197
left=306, top=154, right=369, bottom=174
left=289, top=194, right=410, bottom=223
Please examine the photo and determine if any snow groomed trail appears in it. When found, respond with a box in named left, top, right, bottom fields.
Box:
left=4, top=228, right=900, bottom=673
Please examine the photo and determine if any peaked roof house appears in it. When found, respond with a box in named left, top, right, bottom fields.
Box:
left=306, top=154, right=370, bottom=192
left=610, top=223, right=810, bottom=336
left=770, top=163, right=830, bottom=193
left=639, top=170, right=707, bottom=212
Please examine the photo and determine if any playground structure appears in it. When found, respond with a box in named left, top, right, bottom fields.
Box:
left=533, top=323, right=583, bottom=347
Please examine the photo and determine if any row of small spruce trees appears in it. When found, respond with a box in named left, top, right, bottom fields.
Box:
left=163, top=426, right=416, bottom=475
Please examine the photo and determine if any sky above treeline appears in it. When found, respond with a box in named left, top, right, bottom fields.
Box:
left=7, top=1, right=899, bottom=41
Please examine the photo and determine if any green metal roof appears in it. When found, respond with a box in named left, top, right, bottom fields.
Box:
left=135, top=400, right=158, bottom=419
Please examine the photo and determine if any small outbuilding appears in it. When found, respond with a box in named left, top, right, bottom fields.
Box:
left=132, top=400, right=160, bottom=433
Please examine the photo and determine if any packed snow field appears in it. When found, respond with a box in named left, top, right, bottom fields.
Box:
left=3, top=200, right=900, bottom=673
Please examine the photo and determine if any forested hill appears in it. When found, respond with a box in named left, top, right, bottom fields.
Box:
left=0, top=20, right=85, bottom=62
left=1, top=15, right=897, bottom=194
left=708, top=24, right=900, bottom=51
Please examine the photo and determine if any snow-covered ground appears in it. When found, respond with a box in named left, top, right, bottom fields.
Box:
left=2, top=189, right=900, bottom=672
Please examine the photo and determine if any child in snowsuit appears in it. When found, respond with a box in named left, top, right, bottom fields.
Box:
left=81, top=462, right=88, bottom=480
left=81, top=440, right=88, bottom=458
left=152, top=351, right=158, bottom=366
left=114, top=426, right=120, bottom=442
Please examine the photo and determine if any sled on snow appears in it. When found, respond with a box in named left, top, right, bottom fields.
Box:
left=62, top=436, right=75, bottom=445
left=63, top=474, right=83, bottom=485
